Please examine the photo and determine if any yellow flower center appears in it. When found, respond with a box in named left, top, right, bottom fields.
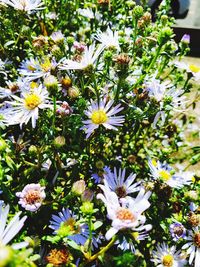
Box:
left=24, top=94, right=42, bottom=110
left=40, top=59, right=52, bottom=72
left=159, top=170, right=171, bottom=181
left=162, top=254, right=174, bottom=267
left=91, top=110, right=108, bottom=124
left=116, top=208, right=135, bottom=221
left=30, top=81, right=39, bottom=89
left=152, top=159, right=157, bottom=167
left=189, top=64, right=200, bottom=73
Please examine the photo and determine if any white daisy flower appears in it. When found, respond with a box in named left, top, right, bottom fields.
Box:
left=81, top=99, right=125, bottom=138
left=78, top=8, right=101, bottom=20
left=152, top=243, right=187, bottom=267
left=16, top=183, right=46, bottom=212
left=145, top=77, right=186, bottom=109
left=59, top=43, right=104, bottom=71
left=19, top=57, right=57, bottom=81
left=94, top=27, right=120, bottom=50
left=175, top=61, right=200, bottom=81
left=50, top=31, right=64, bottom=44
left=148, top=159, right=192, bottom=188
left=182, top=226, right=200, bottom=267
left=1, top=0, right=44, bottom=13
left=97, top=186, right=151, bottom=240
left=0, top=204, right=27, bottom=249
left=102, top=167, right=141, bottom=198
left=1, top=85, right=52, bottom=128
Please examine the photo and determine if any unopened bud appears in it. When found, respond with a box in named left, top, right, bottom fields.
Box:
left=72, top=180, right=86, bottom=195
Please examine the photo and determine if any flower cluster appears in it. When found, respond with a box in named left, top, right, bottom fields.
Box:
left=0, top=0, right=199, bottom=266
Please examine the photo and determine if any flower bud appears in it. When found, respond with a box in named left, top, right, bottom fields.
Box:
left=68, top=86, right=79, bottom=98
left=133, top=5, right=143, bottom=19
left=95, top=160, right=104, bottom=169
left=82, top=189, right=94, bottom=202
left=28, top=145, right=38, bottom=156
left=187, top=212, right=200, bottom=227
left=44, top=75, right=59, bottom=95
left=66, top=36, right=75, bottom=46
left=0, top=245, right=13, bottom=267
left=72, top=180, right=86, bottom=195
left=0, top=139, right=7, bottom=153
left=61, top=76, right=72, bottom=89
left=80, top=202, right=94, bottom=214
left=181, top=34, right=190, bottom=45
left=54, top=136, right=66, bottom=148
left=184, top=190, right=198, bottom=201
left=56, top=101, right=73, bottom=117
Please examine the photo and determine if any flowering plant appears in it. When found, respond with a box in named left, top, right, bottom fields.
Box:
left=0, top=0, right=200, bottom=266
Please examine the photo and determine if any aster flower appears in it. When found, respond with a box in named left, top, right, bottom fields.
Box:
left=19, top=57, right=57, bottom=81
left=175, top=61, right=200, bottom=81
left=50, top=31, right=65, bottom=44
left=1, top=85, right=52, bottom=128
left=1, top=0, right=44, bottom=14
left=97, top=186, right=151, bottom=240
left=91, top=166, right=111, bottom=184
left=102, top=167, right=141, bottom=198
left=81, top=99, right=125, bottom=138
left=94, top=27, right=120, bottom=50
left=49, top=208, right=89, bottom=245
left=145, top=77, right=186, bottom=109
left=16, top=183, right=46, bottom=212
left=59, top=43, right=104, bottom=71
left=148, top=159, right=192, bottom=188
left=182, top=226, right=200, bottom=267
left=169, top=222, right=187, bottom=241
left=0, top=204, right=27, bottom=249
left=152, top=243, right=187, bottom=267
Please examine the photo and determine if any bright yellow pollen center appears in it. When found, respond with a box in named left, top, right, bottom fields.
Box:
left=30, top=81, right=39, bottom=89
left=152, top=159, right=157, bottom=167
left=189, top=64, right=200, bottom=73
left=24, top=94, right=41, bottom=110
left=159, top=170, right=171, bottom=181
left=40, top=59, right=52, bottom=72
left=116, top=208, right=135, bottom=221
left=91, top=110, right=108, bottom=124
left=162, top=254, right=174, bottom=267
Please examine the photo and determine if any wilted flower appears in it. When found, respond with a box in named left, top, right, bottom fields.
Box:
left=81, top=99, right=124, bottom=138
left=16, top=183, right=46, bottom=212
left=56, top=101, right=73, bottom=116
left=152, top=243, right=187, bottom=267
left=169, top=222, right=187, bottom=241
left=45, top=248, right=72, bottom=266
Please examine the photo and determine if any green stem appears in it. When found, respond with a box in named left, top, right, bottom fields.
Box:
left=52, top=96, right=57, bottom=137
left=84, top=235, right=117, bottom=263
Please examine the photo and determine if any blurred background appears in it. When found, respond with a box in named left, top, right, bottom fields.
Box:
left=174, top=0, right=200, bottom=57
